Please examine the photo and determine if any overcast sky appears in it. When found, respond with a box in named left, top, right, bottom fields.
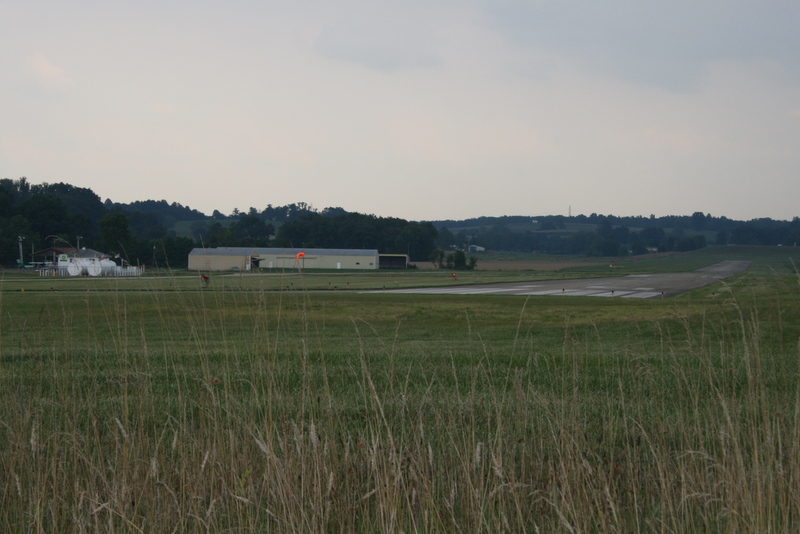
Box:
left=2, top=1, right=799, bottom=221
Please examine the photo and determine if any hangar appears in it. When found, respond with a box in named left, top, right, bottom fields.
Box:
left=188, top=247, right=381, bottom=271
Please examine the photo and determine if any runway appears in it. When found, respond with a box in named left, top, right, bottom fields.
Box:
left=366, top=261, right=751, bottom=299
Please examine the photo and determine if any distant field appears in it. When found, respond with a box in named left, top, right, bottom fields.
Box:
left=453, top=245, right=800, bottom=274
left=1, top=246, right=797, bottom=292
left=2, top=246, right=800, bottom=531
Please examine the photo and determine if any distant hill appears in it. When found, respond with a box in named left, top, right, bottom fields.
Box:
left=108, top=199, right=207, bottom=225
left=429, top=213, right=800, bottom=256
left=429, top=213, right=741, bottom=233
left=2, top=176, right=799, bottom=266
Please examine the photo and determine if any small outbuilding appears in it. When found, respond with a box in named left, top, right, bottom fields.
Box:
left=188, top=247, right=380, bottom=271
left=30, top=247, right=142, bottom=277
left=378, top=254, right=409, bottom=269
left=32, top=247, right=106, bottom=265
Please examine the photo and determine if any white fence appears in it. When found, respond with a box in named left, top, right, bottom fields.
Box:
left=37, top=266, right=144, bottom=277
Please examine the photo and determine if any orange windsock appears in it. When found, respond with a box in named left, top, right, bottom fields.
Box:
left=296, top=252, right=305, bottom=261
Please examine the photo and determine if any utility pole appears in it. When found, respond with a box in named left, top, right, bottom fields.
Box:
left=18, top=236, right=25, bottom=264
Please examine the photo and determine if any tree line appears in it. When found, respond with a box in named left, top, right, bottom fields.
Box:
left=436, top=219, right=708, bottom=257
left=434, top=212, right=800, bottom=256
left=0, top=178, right=198, bottom=268
left=0, top=178, right=437, bottom=267
left=3, top=177, right=799, bottom=268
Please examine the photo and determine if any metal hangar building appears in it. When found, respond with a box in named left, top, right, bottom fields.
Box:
left=188, top=247, right=387, bottom=271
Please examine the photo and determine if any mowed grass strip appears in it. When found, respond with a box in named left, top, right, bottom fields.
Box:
left=1, top=247, right=800, bottom=532
left=5, top=245, right=786, bottom=293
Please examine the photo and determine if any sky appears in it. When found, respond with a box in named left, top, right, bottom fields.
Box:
left=2, top=1, right=799, bottom=222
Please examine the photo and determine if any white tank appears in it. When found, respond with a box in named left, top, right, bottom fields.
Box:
left=67, top=262, right=82, bottom=276
left=86, top=262, right=102, bottom=276
left=100, top=259, right=117, bottom=276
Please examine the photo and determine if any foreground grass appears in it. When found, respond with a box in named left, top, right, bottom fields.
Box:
left=1, top=249, right=800, bottom=532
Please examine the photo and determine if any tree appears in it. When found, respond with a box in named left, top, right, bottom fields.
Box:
left=677, top=235, right=706, bottom=252
left=639, top=227, right=665, bottom=249
left=590, top=236, right=623, bottom=257
left=98, top=212, right=133, bottom=255
left=231, top=215, right=273, bottom=246
left=393, top=222, right=438, bottom=261
left=453, top=250, right=467, bottom=270
left=67, top=213, right=95, bottom=242
left=611, top=226, right=630, bottom=244
left=435, top=227, right=455, bottom=249
left=455, top=231, right=468, bottom=250
left=429, top=248, right=445, bottom=268
left=206, top=222, right=235, bottom=247
left=321, top=207, right=348, bottom=218
left=152, top=236, right=196, bottom=268
left=125, top=211, right=167, bottom=240
left=691, top=211, right=707, bottom=231
left=0, top=185, right=13, bottom=218
left=275, top=212, right=437, bottom=260
left=596, top=218, right=613, bottom=238
left=631, top=240, right=648, bottom=255
left=16, top=195, right=69, bottom=242
left=0, top=215, right=33, bottom=264
left=39, top=182, right=106, bottom=221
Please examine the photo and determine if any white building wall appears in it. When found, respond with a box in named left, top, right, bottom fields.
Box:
left=189, top=248, right=379, bottom=271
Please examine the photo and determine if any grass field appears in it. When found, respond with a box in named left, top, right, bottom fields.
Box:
left=0, top=246, right=782, bottom=293
left=2, top=246, right=800, bottom=532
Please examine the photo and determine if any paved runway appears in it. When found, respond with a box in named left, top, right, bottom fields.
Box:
left=367, top=261, right=752, bottom=299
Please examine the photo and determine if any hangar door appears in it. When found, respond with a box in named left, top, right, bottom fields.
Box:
left=275, top=255, right=318, bottom=270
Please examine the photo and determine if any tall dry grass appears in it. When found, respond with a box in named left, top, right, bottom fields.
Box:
left=1, top=282, right=799, bottom=532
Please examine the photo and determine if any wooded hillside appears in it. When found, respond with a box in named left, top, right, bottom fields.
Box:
left=3, top=177, right=799, bottom=267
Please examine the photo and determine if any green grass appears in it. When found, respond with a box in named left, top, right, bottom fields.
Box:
left=0, top=267, right=599, bottom=293
left=2, top=247, right=800, bottom=531
left=7, top=245, right=795, bottom=294
left=559, top=245, right=800, bottom=275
